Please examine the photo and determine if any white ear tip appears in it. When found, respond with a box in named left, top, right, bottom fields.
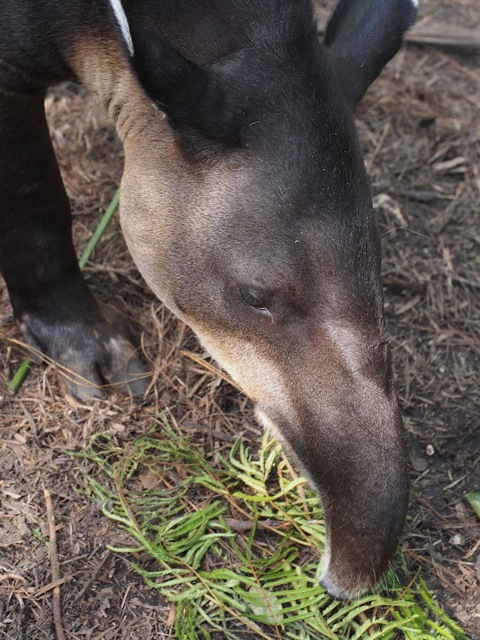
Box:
left=109, top=0, right=135, bottom=56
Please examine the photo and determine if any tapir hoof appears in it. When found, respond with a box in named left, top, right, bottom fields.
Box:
left=19, top=304, right=151, bottom=401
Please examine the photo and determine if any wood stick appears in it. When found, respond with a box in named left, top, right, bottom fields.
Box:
left=44, top=489, right=66, bottom=640
left=316, top=21, right=480, bottom=51
left=405, top=24, right=480, bottom=50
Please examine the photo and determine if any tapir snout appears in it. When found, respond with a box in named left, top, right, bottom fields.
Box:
left=256, top=326, right=409, bottom=599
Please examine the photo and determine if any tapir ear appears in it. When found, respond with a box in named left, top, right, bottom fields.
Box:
left=108, top=0, right=235, bottom=143
left=126, top=31, right=213, bottom=133
left=324, top=0, right=417, bottom=104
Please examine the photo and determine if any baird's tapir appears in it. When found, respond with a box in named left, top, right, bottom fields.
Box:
left=0, top=0, right=417, bottom=599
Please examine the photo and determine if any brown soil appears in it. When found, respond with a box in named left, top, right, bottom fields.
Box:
left=1, top=1, right=479, bottom=638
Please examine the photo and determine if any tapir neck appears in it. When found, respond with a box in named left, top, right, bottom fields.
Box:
left=69, top=35, right=157, bottom=145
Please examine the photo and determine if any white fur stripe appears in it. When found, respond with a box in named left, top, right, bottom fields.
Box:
left=108, top=0, right=134, bottom=56
left=410, top=0, right=419, bottom=7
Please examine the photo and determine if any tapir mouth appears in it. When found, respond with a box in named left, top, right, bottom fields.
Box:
left=256, top=389, right=409, bottom=600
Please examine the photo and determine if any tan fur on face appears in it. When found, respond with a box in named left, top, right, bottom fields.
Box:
left=69, top=36, right=218, bottom=317
left=69, top=35, right=160, bottom=144
left=193, top=329, right=295, bottom=413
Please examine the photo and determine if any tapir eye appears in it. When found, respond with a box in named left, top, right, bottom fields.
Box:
left=241, top=290, right=272, bottom=317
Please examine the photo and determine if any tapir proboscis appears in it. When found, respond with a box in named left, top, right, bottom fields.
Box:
left=0, top=0, right=418, bottom=599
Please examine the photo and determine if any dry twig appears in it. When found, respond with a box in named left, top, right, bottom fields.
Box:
left=44, top=489, right=66, bottom=640
left=405, top=24, right=480, bottom=50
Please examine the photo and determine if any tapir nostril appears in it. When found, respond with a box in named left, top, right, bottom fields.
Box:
left=315, top=459, right=409, bottom=600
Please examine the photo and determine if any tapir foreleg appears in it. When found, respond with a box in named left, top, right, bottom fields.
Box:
left=0, top=86, right=148, bottom=399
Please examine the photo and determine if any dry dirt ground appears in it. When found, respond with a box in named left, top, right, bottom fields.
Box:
left=1, top=1, right=479, bottom=639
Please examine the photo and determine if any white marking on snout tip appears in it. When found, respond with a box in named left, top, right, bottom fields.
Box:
left=410, top=0, right=419, bottom=8
left=108, top=0, right=134, bottom=56
left=319, top=551, right=372, bottom=601
left=255, top=410, right=285, bottom=445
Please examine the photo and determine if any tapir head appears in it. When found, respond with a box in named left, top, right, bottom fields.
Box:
left=106, top=0, right=417, bottom=598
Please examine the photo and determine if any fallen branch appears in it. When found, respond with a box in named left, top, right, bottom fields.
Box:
left=316, top=20, right=480, bottom=51
left=44, top=489, right=66, bottom=640
left=405, top=24, right=480, bottom=50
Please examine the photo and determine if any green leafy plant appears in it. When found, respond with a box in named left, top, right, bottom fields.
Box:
left=75, top=417, right=468, bottom=639
left=465, top=493, right=480, bottom=520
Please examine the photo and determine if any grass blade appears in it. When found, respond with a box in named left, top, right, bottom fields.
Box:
left=75, top=419, right=469, bottom=639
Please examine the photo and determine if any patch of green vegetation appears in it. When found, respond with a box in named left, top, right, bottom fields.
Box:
left=465, top=493, right=480, bottom=521
left=75, top=417, right=468, bottom=639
